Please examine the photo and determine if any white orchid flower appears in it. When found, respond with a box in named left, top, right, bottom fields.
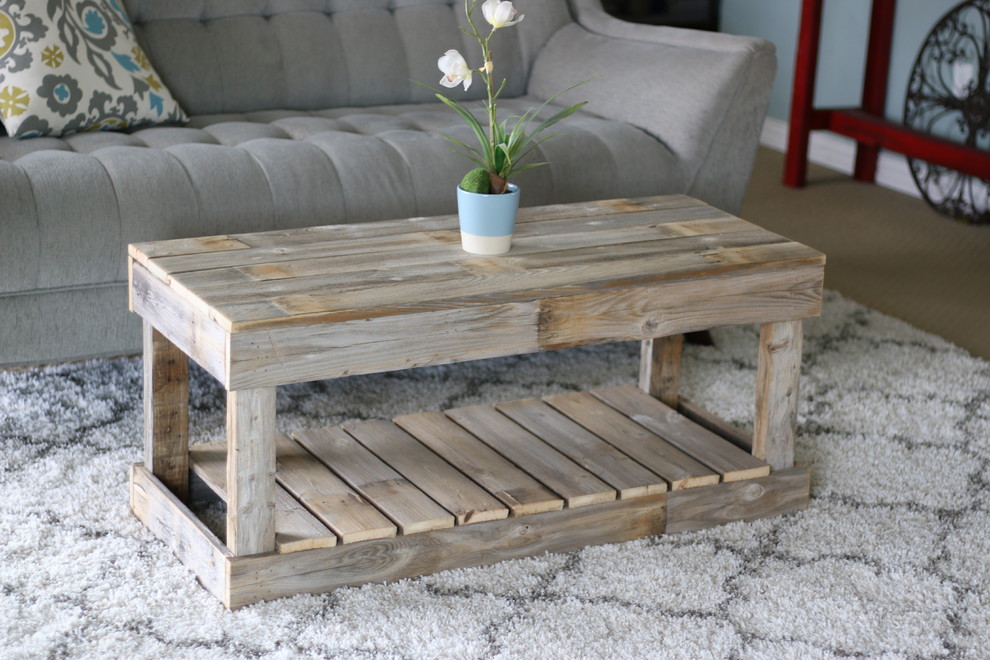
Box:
left=429, top=0, right=585, bottom=193
left=482, top=0, right=524, bottom=28
left=438, top=49, right=473, bottom=91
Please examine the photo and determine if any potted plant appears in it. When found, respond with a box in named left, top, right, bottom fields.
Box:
left=435, top=0, right=587, bottom=254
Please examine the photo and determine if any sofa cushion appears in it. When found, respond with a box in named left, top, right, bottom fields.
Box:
left=123, top=0, right=573, bottom=116
left=0, top=98, right=682, bottom=292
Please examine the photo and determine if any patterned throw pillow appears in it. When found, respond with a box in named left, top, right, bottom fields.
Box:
left=0, top=0, right=186, bottom=138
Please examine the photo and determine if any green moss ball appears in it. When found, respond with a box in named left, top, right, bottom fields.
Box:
left=459, top=168, right=491, bottom=194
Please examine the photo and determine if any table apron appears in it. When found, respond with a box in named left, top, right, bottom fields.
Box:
left=225, top=265, right=824, bottom=390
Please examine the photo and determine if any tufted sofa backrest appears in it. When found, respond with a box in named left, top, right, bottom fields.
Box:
left=122, top=0, right=574, bottom=116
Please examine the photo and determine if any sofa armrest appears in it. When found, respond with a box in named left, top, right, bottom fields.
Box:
left=527, top=3, right=775, bottom=214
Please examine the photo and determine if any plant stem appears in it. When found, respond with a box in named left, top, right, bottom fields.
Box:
left=462, top=0, right=508, bottom=193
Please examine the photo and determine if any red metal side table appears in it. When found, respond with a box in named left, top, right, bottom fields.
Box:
left=783, top=0, right=990, bottom=188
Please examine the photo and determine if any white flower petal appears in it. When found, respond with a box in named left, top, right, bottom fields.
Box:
left=438, top=49, right=472, bottom=90
left=482, top=0, right=523, bottom=28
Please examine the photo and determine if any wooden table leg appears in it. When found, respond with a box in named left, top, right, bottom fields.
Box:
left=752, top=320, right=802, bottom=471
left=639, top=335, right=683, bottom=408
left=226, top=387, right=277, bottom=556
left=143, top=321, right=189, bottom=499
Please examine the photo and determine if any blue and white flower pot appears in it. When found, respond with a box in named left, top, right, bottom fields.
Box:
left=456, top=184, right=520, bottom=255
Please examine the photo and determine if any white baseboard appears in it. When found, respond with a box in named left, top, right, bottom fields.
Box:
left=760, top=116, right=921, bottom=198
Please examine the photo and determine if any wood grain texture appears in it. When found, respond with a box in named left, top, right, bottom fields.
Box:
left=129, top=464, right=230, bottom=601
left=132, top=197, right=824, bottom=331
left=129, top=260, right=228, bottom=384
left=273, top=434, right=396, bottom=544
left=293, top=427, right=455, bottom=535
left=226, top=493, right=667, bottom=609
left=189, top=443, right=337, bottom=553
left=536, top=264, right=823, bottom=350
left=211, top=236, right=818, bottom=332
left=544, top=392, right=720, bottom=490
left=126, top=195, right=825, bottom=607
left=393, top=411, right=564, bottom=516
left=678, top=398, right=754, bottom=453
left=173, top=213, right=748, bottom=293
left=665, top=467, right=810, bottom=534
left=143, top=322, right=189, bottom=499
left=129, top=196, right=824, bottom=392
left=128, top=235, right=252, bottom=265
left=226, top=388, right=277, bottom=556
left=446, top=405, right=616, bottom=508
left=132, top=197, right=719, bottom=275
left=226, top=302, right=540, bottom=390
left=223, top=261, right=821, bottom=389
left=639, top=334, right=683, bottom=408
left=753, top=321, right=803, bottom=470
left=592, top=386, right=770, bottom=482
left=342, top=419, right=508, bottom=525
left=495, top=399, right=667, bottom=499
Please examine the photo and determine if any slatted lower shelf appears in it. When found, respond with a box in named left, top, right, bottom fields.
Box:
left=188, top=385, right=773, bottom=553
left=129, top=384, right=811, bottom=607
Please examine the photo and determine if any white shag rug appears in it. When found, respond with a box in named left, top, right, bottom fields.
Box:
left=1, top=291, right=989, bottom=659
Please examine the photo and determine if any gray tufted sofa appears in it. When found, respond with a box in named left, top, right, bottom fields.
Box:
left=0, top=0, right=775, bottom=367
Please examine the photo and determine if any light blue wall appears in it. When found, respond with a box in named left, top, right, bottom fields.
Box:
left=720, top=0, right=960, bottom=122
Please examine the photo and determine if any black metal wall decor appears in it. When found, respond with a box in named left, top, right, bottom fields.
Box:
left=904, top=0, right=990, bottom=224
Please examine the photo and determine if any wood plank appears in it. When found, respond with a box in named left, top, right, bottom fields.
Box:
left=495, top=399, right=667, bottom=499
left=515, top=195, right=718, bottom=227
left=224, top=265, right=823, bottom=389
left=249, top=202, right=694, bottom=250
left=678, top=397, right=753, bottom=453
left=227, top=301, right=539, bottom=390
left=222, top=246, right=822, bottom=333
left=666, top=466, right=810, bottom=534
left=128, top=235, right=251, bottom=265
left=639, top=334, right=683, bottom=408
left=544, top=392, right=719, bottom=490
left=143, top=322, right=189, bottom=499
left=189, top=443, right=337, bottom=552
left=537, top=262, right=824, bottom=350
left=129, top=260, right=229, bottom=384
left=342, top=419, right=508, bottom=525
left=171, top=212, right=748, bottom=292
left=226, top=387, right=276, bottom=556
left=189, top=231, right=809, bottom=325
left=149, top=221, right=787, bottom=304
left=129, top=464, right=230, bottom=602
left=293, top=427, right=455, bottom=535
left=506, top=229, right=793, bottom=271
left=155, top=230, right=823, bottom=342
left=273, top=434, right=396, bottom=543
left=445, top=405, right=616, bottom=508
left=592, top=386, right=770, bottom=482
left=393, top=411, right=564, bottom=516
left=753, top=320, right=803, bottom=470
left=143, top=219, right=454, bottom=275
left=226, top=492, right=667, bottom=609
left=135, top=196, right=712, bottom=273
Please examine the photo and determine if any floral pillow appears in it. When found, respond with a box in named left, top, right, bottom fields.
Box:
left=0, top=0, right=186, bottom=138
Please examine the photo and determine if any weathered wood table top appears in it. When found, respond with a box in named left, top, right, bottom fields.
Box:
left=129, top=195, right=825, bottom=391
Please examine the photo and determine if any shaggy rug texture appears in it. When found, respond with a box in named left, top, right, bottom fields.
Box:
left=1, top=291, right=988, bottom=659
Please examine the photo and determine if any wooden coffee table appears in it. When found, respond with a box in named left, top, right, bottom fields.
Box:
left=128, top=195, right=825, bottom=608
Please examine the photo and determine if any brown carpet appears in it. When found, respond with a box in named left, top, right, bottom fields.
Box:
left=741, top=147, right=990, bottom=360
